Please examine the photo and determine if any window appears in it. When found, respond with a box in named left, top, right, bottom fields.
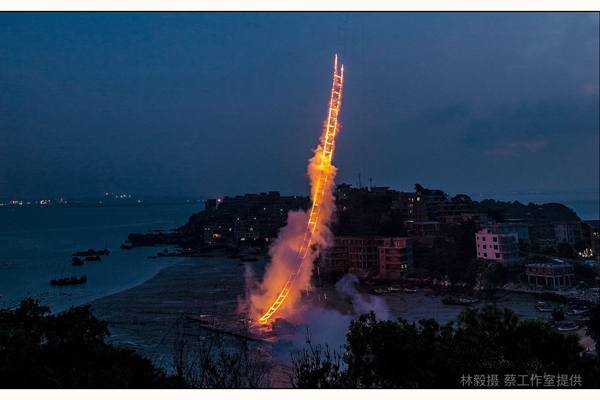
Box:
left=482, top=237, right=486, bottom=241
left=495, top=253, right=500, bottom=259
left=483, top=245, right=487, bottom=249
left=494, top=245, right=498, bottom=250
left=493, top=237, right=498, bottom=242
left=484, top=253, right=487, bottom=257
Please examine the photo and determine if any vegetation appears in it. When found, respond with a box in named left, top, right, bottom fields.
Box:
left=0, top=298, right=170, bottom=388
left=170, top=317, right=272, bottom=388
left=587, top=305, right=600, bottom=348
left=0, top=299, right=274, bottom=389
left=333, top=188, right=404, bottom=237
left=411, top=219, right=483, bottom=284
left=473, top=199, right=580, bottom=222
left=291, top=305, right=600, bottom=388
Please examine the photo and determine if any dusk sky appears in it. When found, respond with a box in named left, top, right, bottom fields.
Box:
left=1, top=12, right=598, bottom=200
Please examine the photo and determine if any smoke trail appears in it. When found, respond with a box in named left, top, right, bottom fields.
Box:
left=239, top=56, right=343, bottom=323
left=240, top=129, right=338, bottom=321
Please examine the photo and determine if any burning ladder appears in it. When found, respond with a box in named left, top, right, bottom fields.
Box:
left=258, top=55, right=344, bottom=324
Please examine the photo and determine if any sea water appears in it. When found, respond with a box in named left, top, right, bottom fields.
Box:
left=0, top=203, right=202, bottom=313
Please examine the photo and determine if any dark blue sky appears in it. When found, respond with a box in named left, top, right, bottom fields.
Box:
left=1, top=12, right=598, bottom=200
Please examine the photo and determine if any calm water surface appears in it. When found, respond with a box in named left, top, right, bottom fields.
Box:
left=0, top=204, right=201, bottom=312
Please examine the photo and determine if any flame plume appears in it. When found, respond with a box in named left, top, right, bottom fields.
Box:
left=255, top=56, right=344, bottom=325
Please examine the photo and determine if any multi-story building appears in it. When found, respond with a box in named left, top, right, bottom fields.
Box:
left=378, top=237, right=413, bottom=279
left=486, top=221, right=531, bottom=243
left=404, top=221, right=440, bottom=246
left=554, top=221, right=580, bottom=245
left=370, top=186, right=391, bottom=196
left=346, top=236, right=380, bottom=278
left=461, top=213, right=489, bottom=224
left=475, top=229, right=523, bottom=266
left=579, top=220, right=599, bottom=258
left=324, top=235, right=413, bottom=280
left=187, top=191, right=309, bottom=246
left=525, top=259, right=574, bottom=287
left=525, top=211, right=555, bottom=242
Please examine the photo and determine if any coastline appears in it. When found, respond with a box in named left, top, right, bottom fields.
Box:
left=84, top=255, right=597, bottom=388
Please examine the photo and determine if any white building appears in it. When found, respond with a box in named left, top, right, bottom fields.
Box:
left=475, top=229, right=523, bottom=266
left=554, top=221, right=580, bottom=245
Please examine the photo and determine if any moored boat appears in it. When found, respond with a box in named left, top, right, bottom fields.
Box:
left=72, top=248, right=110, bottom=256
left=557, top=323, right=579, bottom=332
left=442, top=297, right=477, bottom=306
left=567, top=306, right=590, bottom=316
left=50, top=275, right=87, bottom=286
left=535, top=301, right=554, bottom=312
left=71, top=257, right=84, bottom=266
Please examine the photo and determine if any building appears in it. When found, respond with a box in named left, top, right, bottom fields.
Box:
left=554, top=221, right=580, bottom=245
left=370, top=186, right=391, bottom=196
left=377, top=237, right=413, bottom=279
left=525, top=259, right=574, bottom=287
left=324, top=235, right=413, bottom=280
left=525, top=211, right=555, bottom=241
left=475, top=229, right=523, bottom=266
left=579, top=220, right=599, bottom=257
left=394, top=192, right=427, bottom=222
left=345, top=236, right=380, bottom=278
left=404, top=221, right=440, bottom=246
left=487, top=221, right=531, bottom=243
left=462, top=213, right=489, bottom=224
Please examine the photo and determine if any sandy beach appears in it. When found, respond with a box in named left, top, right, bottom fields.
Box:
left=85, top=255, right=597, bottom=388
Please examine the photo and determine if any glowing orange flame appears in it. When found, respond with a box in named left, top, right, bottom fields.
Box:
left=257, top=56, right=344, bottom=325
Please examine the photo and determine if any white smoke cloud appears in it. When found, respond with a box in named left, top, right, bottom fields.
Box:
left=335, top=274, right=391, bottom=322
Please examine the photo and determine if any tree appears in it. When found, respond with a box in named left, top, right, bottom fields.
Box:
left=450, top=194, right=474, bottom=210
left=556, top=241, right=576, bottom=258
left=0, top=298, right=169, bottom=388
left=291, top=305, right=600, bottom=388
left=290, top=330, right=344, bottom=388
left=170, top=317, right=272, bottom=388
left=587, top=305, right=600, bottom=350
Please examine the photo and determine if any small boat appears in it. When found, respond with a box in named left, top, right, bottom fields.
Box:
left=403, top=288, right=417, bottom=293
left=50, top=275, right=87, bottom=286
left=557, top=323, right=579, bottom=332
left=442, top=297, right=476, bottom=306
left=535, top=302, right=554, bottom=312
left=72, top=248, right=110, bottom=256
left=71, top=257, right=84, bottom=266
left=120, top=240, right=133, bottom=249
left=567, top=306, right=590, bottom=316
left=387, top=286, right=400, bottom=292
